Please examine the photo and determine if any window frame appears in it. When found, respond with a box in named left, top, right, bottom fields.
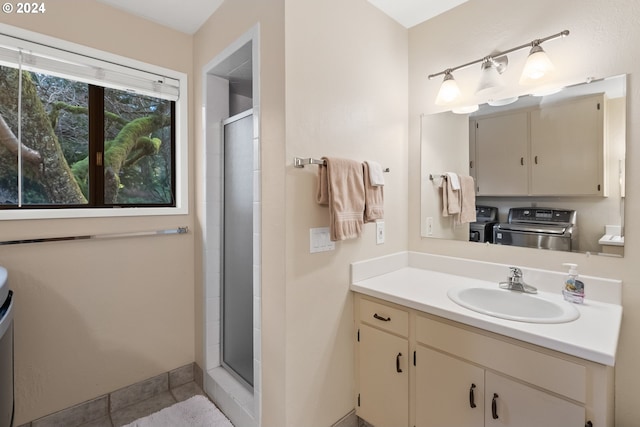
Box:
left=0, top=24, right=188, bottom=220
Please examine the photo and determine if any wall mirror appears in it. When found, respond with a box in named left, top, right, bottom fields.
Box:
left=420, top=74, right=626, bottom=257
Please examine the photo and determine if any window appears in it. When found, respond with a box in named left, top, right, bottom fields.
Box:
left=0, top=28, right=187, bottom=218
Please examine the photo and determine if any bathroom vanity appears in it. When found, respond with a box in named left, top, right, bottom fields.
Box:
left=351, top=253, right=622, bottom=427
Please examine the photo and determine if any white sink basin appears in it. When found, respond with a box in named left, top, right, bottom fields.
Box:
left=447, top=287, right=580, bottom=324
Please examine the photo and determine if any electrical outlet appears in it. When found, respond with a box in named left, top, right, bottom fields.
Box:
left=426, top=217, right=433, bottom=236
left=376, top=221, right=385, bottom=244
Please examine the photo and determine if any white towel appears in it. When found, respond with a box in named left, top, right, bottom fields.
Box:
left=363, top=161, right=384, bottom=222
left=445, top=172, right=460, bottom=190
left=365, top=160, right=385, bottom=186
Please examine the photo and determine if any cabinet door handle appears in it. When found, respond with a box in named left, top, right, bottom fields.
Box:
left=585, top=422, right=593, bottom=427
left=491, top=393, right=499, bottom=419
left=520, top=157, right=524, bottom=166
left=535, top=155, right=539, bottom=164
left=469, top=383, right=477, bottom=408
left=396, top=352, right=403, bottom=373
left=373, top=313, right=391, bottom=322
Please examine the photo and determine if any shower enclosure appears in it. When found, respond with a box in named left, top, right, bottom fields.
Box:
left=221, top=110, right=254, bottom=387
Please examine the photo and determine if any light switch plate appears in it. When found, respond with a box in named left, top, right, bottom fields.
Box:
left=310, top=227, right=335, bottom=253
left=426, top=217, right=433, bottom=236
left=376, top=221, right=385, bottom=244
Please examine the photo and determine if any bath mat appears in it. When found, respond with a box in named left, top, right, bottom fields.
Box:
left=122, top=395, right=233, bottom=427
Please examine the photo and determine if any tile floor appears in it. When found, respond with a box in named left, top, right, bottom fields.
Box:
left=20, top=364, right=215, bottom=427
left=109, top=380, right=206, bottom=427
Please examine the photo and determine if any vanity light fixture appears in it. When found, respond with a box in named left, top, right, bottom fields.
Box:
left=428, top=30, right=570, bottom=105
left=435, top=70, right=462, bottom=105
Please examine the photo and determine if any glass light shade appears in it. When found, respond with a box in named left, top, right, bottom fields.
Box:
left=476, top=61, right=502, bottom=95
left=520, top=45, right=555, bottom=84
left=435, top=73, right=461, bottom=105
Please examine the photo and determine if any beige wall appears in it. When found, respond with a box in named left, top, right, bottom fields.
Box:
left=284, top=0, right=408, bottom=425
left=408, top=0, right=640, bottom=425
left=0, top=2, right=195, bottom=424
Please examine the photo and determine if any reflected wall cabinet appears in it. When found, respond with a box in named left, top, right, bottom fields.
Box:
left=354, top=293, right=613, bottom=427
left=470, top=95, right=605, bottom=197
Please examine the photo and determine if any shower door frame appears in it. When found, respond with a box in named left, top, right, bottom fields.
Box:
left=220, top=108, right=255, bottom=391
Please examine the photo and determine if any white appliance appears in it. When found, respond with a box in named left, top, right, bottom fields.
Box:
left=0, top=267, right=13, bottom=427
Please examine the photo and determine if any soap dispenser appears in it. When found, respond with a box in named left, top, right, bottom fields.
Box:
left=562, top=263, right=584, bottom=304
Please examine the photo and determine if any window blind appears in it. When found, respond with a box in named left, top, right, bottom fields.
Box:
left=0, top=33, right=180, bottom=101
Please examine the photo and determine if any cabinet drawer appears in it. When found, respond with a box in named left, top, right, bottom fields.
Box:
left=360, top=298, right=409, bottom=337
left=416, top=314, right=586, bottom=403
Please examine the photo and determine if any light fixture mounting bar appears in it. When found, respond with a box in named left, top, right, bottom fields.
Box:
left=427, top=30, right=570, bottom=80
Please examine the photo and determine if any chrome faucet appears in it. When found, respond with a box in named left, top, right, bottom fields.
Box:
left=499, top=267, right=538, bottom=294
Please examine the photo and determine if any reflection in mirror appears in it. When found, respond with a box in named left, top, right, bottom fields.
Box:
left=420, top=75, right=626, bottom=257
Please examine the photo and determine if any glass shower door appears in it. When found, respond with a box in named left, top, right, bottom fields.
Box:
left=222, top=110, right=254, bottom=388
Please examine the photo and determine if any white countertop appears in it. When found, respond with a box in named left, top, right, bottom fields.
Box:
left=351, top=257, right=622, bottom=366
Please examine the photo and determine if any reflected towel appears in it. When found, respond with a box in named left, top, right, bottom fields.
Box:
left=445, top=171, right=460, bottom=190
left=317, top=157, right=365, bottom=241
left=363, top=161, right=384, bottom=222
left=441, top=173, right=461, bottom=216
left=458, top=175, right=477, bottom=224
left=440, top=173, right=476, bottom=224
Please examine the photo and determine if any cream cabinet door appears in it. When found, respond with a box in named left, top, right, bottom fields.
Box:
left=485, top=371, right=584, bottom=427
left=415, top=345, right=484, bottom=427
left=474, top=111, right=529, bottom=196
left=530, top=95, right=604, bottom=195
left=357, top=324, right=409, bottom=427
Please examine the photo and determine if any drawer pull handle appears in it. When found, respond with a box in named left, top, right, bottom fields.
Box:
left=469, top=383, right=477, bottom=408
left=396, top=352, right=403, bottom=373
left=491, top=393, right=499, bottom=419
left=373, top=313, right=391, bottom=322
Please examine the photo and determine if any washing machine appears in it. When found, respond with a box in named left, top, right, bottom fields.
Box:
left=0, top=267, right=13, bottom=427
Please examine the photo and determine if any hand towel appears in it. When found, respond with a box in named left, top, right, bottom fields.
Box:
left=363, top=161, right=384, bottom=222
left=365, top=160, right=385, bottom=186
left=317, top=157, right=365, bottom=241
left=458, top=175, right=477, bottom=224
left=441, top=173, right=461, bottom=216
left=445, top=171, right=461, bottom=190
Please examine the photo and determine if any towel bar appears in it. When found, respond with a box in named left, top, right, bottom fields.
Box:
left=294, top=157, right=389, bottom=172
left=0, top=226, right=188, bottom=246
